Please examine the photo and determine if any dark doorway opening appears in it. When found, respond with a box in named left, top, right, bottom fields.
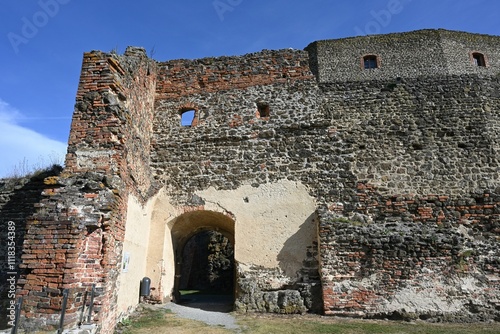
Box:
left=178, top=230, right=234, bottom=312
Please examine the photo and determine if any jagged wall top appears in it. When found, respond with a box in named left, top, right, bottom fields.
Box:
left=306, top=29, right=500, bottom=82
left=111, top=29, right=499, bottom=89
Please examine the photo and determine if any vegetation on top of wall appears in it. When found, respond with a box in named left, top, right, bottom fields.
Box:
left=4, top=156, right=64, bottom=180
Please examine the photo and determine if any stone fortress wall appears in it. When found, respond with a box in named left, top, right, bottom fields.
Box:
left=308, top=29, right=500, bottom=82
left=0, top=29, right=499, bottom=333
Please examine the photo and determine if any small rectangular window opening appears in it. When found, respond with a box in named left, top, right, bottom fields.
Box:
left=472, top=53, right=486, bottom=67
left=363, top=55, right=378, bottom=69
left=257, top=103, right=270, bottom=118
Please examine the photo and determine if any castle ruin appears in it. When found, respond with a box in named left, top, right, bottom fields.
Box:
left=1, top=29, right=499, bottom=333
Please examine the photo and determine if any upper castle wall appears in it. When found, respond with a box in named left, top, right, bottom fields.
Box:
left=306, top=29, right=500, bottom=82
left=150, top=29, right=500, bottom=202
left=155, top=49, right=314, bottom=101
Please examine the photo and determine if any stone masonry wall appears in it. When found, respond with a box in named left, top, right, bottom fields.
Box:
left=16, top=172, right=116, bottom=331
left=66, top=46, right=157, bottom=199
left=319, top=189, right=500, bottom=321
left=0, top=168, right=60, bottom=330
left=151, top=40, right=499, bottom=320
left=321, top=75, right=499, bottom=197
left=308, top=29, right=500, bottom=83
left=156, top=49, right=313, bottom=100
left=316, top=73, right=500, bottom=320
left=152, top=49, right=324, bottom=313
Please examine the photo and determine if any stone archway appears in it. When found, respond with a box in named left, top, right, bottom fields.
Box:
left=169, top=210, right=236, bottom=310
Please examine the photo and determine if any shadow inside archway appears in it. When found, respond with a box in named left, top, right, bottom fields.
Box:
left=178, top=290, right=234, bottom=312
left=169, top=210, right=237, bottom=312
left=175, top=228, right=235, bottom=313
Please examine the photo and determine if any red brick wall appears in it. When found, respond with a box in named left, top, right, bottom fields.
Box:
left=320, top=182, right=500, bottom=319
left=155, top=49, right=313, bottom=100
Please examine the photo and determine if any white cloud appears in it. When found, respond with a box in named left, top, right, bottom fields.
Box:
left=0, top=98, right=67, bottom=178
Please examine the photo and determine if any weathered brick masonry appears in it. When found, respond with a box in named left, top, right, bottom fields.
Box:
left=0, top=168, right=61, bottom=329
left=2, top=48, right=157, bottom=333
left=0, top=29, right=499, bottom=333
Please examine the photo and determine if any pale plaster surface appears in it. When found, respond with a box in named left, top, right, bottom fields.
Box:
left=333, top=274, right=486, bottom=315
left=197, top=179, right=317, bottom=278
left=149, top=188, right=176, bottom=301
left=117, top=188, right=179, bottom=305
left=116, top=194, right=152, bottom=316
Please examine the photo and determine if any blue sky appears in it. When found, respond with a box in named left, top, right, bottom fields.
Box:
left=0, top=0, right=499, bottom=177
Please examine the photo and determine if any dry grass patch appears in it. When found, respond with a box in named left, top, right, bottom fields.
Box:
left=237, top=313, right=500, bottom=334
left=117, top=307, right=500, bottom=334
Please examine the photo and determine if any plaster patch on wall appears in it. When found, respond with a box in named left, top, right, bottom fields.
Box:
left=116, top=193, right=154, bottom=316
left=149, top=188, right=177, bottom=301
left=196, top=179, right=317, bottom=278
left=334, top=274, right=487, bottom=315
left=379, top=281, right=468, bottom=314
left=75, top=149, right=117, bottom=170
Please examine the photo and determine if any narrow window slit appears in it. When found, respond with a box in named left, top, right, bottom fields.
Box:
left=257, top=102, right=270, bottom=118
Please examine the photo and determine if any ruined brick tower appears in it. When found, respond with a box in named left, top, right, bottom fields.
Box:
left=1, top=29, right=499, bottom=333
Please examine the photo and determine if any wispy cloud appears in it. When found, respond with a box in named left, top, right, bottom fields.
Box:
left=0, top=98, right=67, bottom=178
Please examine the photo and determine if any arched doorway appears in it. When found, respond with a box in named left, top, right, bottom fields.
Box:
left=169, top=210, right=235, bottom=312
left=178, top=230, right=234, bottom=311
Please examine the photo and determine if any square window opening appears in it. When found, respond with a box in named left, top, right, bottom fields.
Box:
left=363, top=55, right=379, bottom=69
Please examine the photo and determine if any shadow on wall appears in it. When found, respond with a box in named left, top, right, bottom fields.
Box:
left=277, top=212, right=319, bottom=279
left=277, top=212, right=323, bottom=313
